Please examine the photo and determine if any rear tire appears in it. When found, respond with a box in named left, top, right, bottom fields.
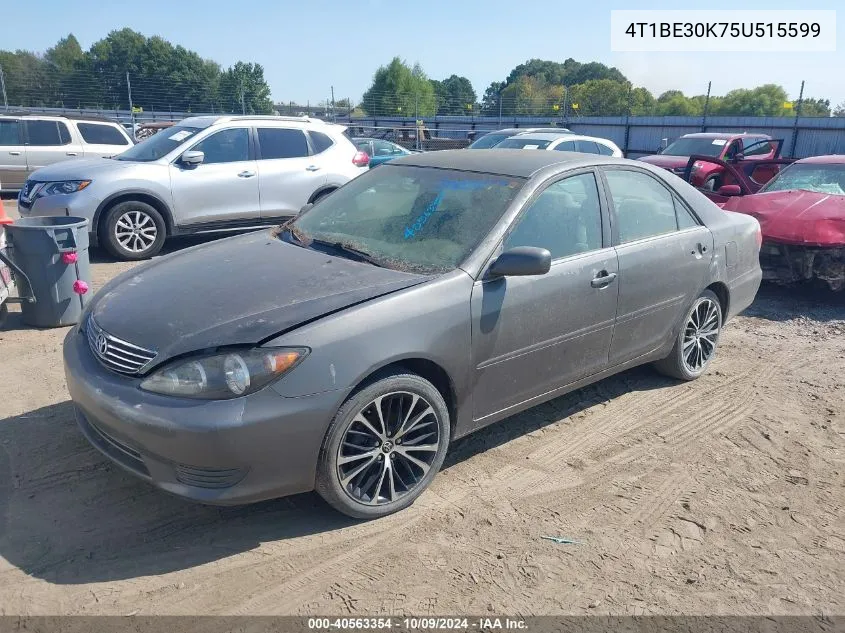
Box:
left=0, top=303, right=8, bottom=329
left=100, top=200, right=166, bottom=261
left=653, top=290, right=722, bottom=381
left=315, top=371, right=450, bottom=519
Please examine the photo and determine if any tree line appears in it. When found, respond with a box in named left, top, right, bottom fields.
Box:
left=361, top=57, right=844, bottom=118
left=0, top=30, right=273, bottom=114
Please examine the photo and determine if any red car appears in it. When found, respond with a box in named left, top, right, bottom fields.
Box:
left=689, top=155, right=845, bottom=291
left=639, top=132, right=781, bottom=190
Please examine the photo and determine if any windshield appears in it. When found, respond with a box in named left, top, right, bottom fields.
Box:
left=495, top=138, right=553, bottom=150
left=760, top=163, right=845, bottom=195
left=288, top=165, right=525, bottom=274
left=661, top=137, right=729, bottom=157
left=468, top=133, right=511, bottom=149
left=115, top=125, right=202, bottom=161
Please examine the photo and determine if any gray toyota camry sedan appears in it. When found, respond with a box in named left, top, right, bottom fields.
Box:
left=64, top=149, right=762, bottom=518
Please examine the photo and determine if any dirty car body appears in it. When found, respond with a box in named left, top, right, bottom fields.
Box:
left=63, top=149, right=762, bottom=517
left=714, top=156, right=845, bottom=291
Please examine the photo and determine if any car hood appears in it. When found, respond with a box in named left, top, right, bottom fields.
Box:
left=91, top=231, right=430, bottom=367
left=28, top=157, right=150, bottom=182
left=638, top=155, right=688, bottom=169
left=722, top=189, right=845, bottom=246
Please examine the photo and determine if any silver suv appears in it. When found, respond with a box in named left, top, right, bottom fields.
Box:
left=1, top=113, right=134, bottom=192
left=18, top=115, right=369, bottom=259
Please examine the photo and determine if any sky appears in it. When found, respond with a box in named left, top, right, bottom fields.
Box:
left=1, top=0, right=843, bottom=107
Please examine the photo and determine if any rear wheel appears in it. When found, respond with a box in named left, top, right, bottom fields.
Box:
left=654, top=290, right=722, bottom=381
left=316, top=371, right=450, bottom=519
left=0, top=303, right=8, bottom=329
left=100, top=200, right=166, bottom=261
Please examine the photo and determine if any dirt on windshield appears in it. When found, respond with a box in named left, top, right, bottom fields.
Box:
left=0, top=200, right=843, bottom=617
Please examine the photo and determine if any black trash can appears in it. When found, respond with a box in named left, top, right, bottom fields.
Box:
left=5, top=216, right=92, bottom=328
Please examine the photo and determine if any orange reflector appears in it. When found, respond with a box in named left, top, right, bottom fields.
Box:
left=78, top=180, right=92, bottom=191
left=264, top=351, right=302, bottom=374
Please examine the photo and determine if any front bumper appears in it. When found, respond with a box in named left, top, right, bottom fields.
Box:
left=759, top=241, right=845, bottom=292
left=63, top=326, right=351, bottom=505
left=17, top=188, right=99, bottom=225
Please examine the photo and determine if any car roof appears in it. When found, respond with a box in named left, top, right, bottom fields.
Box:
left=682, top=132, right=769, bottom=140
left=0, top=111, right=119, bottom=124
left=390, top=148, right=611, bottom=177
left=179, top=114, right=342, bottom=130
left=795, top=154, right=845, bottom=164
left=507, top=132, right=578, bottom=141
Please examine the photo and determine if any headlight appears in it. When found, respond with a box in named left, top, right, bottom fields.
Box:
left=32, top=180, right=92, bottom=199
left=139, top=347, right=308, bottom=399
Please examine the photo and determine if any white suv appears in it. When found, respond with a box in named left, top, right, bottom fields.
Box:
left=0, top=114, right=134, bottom=192
left=18, top=115, right=370, bottom=259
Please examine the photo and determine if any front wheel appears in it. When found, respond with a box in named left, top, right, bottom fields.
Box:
left=316, top=371, right=450, bottom=519
left=654, top=290, right=722, bottom=381
left=100, top=200, right=166, bottom=261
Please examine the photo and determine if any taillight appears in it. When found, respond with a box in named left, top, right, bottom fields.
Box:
left=352, top=151, right=370, bottom=167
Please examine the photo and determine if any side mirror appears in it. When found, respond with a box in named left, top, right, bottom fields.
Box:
left=731, top=152, right=745, bottom=162
left=180, top=150, right=204, bottom=167
left=717, top=184, right=742, bottom=197
left=489, top=246, right=551, bottom=277
left=298, top=203, right=314, bottom=215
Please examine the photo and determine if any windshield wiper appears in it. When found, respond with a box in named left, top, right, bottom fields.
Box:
left=309, top=238, right=386, bottom=268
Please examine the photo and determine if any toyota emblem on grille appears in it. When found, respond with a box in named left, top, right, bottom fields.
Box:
left=95, top=332, right=109, bottom=356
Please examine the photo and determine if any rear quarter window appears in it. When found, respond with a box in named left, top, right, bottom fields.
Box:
left=309, top=131, right=334, bottom=154
left=77, top=122, right=130, bottom=145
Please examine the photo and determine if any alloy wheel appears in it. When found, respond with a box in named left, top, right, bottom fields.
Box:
left=682, top=298, right=720, bottom=373
left=337, top=391, right=441, bottom=506
left=114, top=210, right=158, bottom=253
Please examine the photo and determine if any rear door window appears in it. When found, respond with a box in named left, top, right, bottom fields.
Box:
left=257, top=128, right=309, bottom=159
left=0, top=120, right=21, bottom=145
left=576, top=140, right=601, bottom=154
left=604, top=169, right=679, bottom=243
left=25, top=120, right=71, bottom=146
left=553, top=140, right=578, bottom=152
left=77, top=122, right=130, bottom=145
left=309, top=131, right=334, bottom=154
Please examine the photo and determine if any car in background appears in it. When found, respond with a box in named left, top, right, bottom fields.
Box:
left=18, top=115, right=370, bottom=260
left=691, top=154, right=845, bottom=292
left=494, top=132, right=623, bottom=157
left=0, top=113, right=135, bottom=193
left=638, top=132, right=780, bottom=190
left=135, top=121, right=176, bottom=141
left=64, top=149, right=761, bottom=518
left=352, top=138, right=416, bottom=167
left=467, top=127, right=572, bottom=149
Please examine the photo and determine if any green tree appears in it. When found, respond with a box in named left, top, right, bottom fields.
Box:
left=504, top=58, right=626, bottom=88
left=434, top=74, right=476, bottom=115
left=798, top=97, right=830, bottom=117
left=715, top=84, right=789, bottom=116
left=656, top=90, right=700, bottom=116
left=833, top=101, right=845, bottom=117
left=501, top=75, right=548, bottom=116
left=569, top=80, right=631, bottom=116
left=630, top=86, right=656, bottom=115
left=218, top=62, right=273, bottom=114
left=361, top=57, right=436, bottom=116
left=480, top=81, right=505, bottom=115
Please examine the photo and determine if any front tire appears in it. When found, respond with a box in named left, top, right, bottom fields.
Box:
left=316, top=371, right=450, bottom=519
left=654, top=290, right=722, bottom=381
left=100, top=200, right=166, bottom=261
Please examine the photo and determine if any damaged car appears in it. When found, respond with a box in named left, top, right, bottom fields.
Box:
left=63, top=150, right=762, bottom=519
left=690, top=155, right=845, bottom=291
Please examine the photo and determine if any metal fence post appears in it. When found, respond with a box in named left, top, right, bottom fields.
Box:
left=0, top=65, right=8, bottom=109
left=701, top=81, right=711, bottom=132
left=623, top=85, right=632, bottom=156
left=791, top=80, right=805, bottom=157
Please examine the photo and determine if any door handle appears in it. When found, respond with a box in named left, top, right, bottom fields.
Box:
left=237, top=171, right=256, bottom=178
left=66, top=152, right=78, bottom=156
left=305, top=165, right=321, bottom=172
left=8, top=151, right=21, bottom=156
left=591, top=271, right=617, bottom=288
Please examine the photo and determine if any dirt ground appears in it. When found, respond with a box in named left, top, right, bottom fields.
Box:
left=0, top=199, right=843, bottom=616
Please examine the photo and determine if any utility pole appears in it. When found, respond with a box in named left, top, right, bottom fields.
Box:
left=126, top=72, right=135, bottom=131
left=330, top=85, right=335, bottom=121
left=0, top=65, right=7, bottom=109
left=498, top=89, right=503, bottom=126
left=701, top=81, right=712, bottom=132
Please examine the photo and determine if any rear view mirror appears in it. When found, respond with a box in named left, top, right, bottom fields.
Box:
left=180, top=150, right=204, bottom=167
left=717, top=184, right=742, bottom=197
left=489, top=247, right=551, bottom=277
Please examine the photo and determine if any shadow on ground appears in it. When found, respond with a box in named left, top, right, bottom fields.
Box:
left=743, top=283, right=844, bottom=323
left=0, top=364, right=672, bottom=585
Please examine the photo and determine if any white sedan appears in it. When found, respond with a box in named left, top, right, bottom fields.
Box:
left=495, top=132, right=623, bottom=157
